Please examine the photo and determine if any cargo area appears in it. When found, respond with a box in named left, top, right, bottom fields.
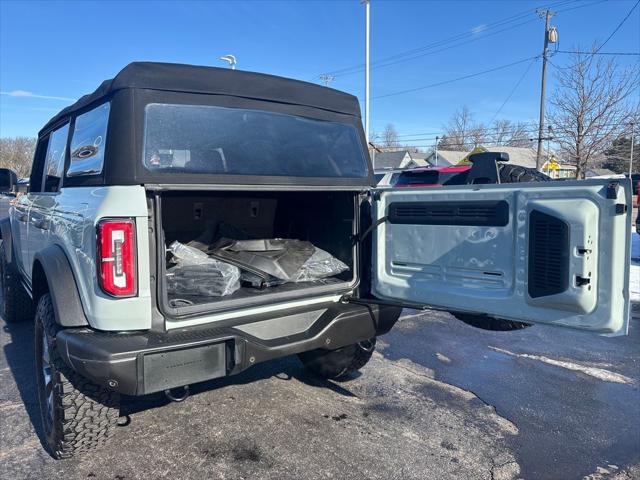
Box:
left=159, top=191, right=359, bottom=312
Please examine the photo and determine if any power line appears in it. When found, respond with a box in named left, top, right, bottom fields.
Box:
left=398, top=129, right=635, bottom=145
left=320, top=5, right=541, bottom=77
left=594, top=0, right=640, bottom=53
left=489, top=57, right=539, bottom=125
left=319, top=74, right=335, bottom=86
left=326, top=17, right=540, bottom=78
left=389, top=121, right=636, bottom=144
left=380, top=131, right=631, bottom=149
left=313, top=0, right=606, bottom=82
left=394, top=112, right=636, bottom=137
left=313, top=0, right=576, bottom=79
left=372, top=56, right=539, bottom=100
left=556, top=50, right=640, bottom=56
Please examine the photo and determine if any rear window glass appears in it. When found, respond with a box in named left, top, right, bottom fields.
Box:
left=143, top=104, right=368, bottom=178
left=396, top=169, right=469, bottom=186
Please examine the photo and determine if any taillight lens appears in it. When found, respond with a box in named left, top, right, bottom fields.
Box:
left=97, top=218, right=137, bottom=297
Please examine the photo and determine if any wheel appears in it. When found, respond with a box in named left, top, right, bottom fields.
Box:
left=498, top=163, right=551, bottom=183
left=0, top=240, right=32, bottom=323
left=34, top=293, right=120, bottom=458
left=451, top=163, right=549, bottom=332
left=452, top=312, right=530, bottom=331
left=298, top=338, right=376, bottom=381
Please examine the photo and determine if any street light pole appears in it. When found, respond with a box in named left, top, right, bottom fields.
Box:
left=546, top=125, right=552, bottom=175
left=630, top=122, right=635, bottom=175
left=535, top=9, right=555, bottom=171
left=363, top=0, right=370, bottom=143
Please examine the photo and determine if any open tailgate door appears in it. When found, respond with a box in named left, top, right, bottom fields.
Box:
left=371, top=178, right=632, bottom=335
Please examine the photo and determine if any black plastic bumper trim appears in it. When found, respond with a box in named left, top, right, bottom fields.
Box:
left=55, top=303, right=401, bottom=396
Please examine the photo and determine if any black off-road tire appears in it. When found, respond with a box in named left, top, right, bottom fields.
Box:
left=298, top=338, right=376, bottom=381
left=34, top=293, right=120, bottom=459
left=451, top=163, right=549, bottom=332
left=452, top=312, right=530, bottom=331
left=498, top=163, right=551, bottom=183
left=0, top=241, right=32, bottom=323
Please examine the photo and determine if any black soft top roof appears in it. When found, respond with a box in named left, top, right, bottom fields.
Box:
left=40, top=62, right=361, bottom=135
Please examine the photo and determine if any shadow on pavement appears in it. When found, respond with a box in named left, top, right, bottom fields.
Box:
left=377, top=308, right=640, bottom=480
left=2, top=320, right=48, bottom=451
left=120, top=352, right=358, bottom=417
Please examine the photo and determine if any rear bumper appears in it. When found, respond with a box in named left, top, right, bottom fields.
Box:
left=55, top=303, right=401, bottom=396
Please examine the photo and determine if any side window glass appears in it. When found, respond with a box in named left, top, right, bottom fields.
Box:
left=68, top=103, right=110, bottom=177
left=43, top=124, right=69, bottom=193
left=29, top=138, right=49, bottom=192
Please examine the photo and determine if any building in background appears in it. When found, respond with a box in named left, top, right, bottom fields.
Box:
left=585, top=167, right=618, bottom=178
left=372, top=150, right=441, bottom=170
left=424, top=150, right=465, bottom=166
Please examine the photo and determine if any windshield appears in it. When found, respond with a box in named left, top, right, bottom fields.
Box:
left=143, top=104, right=368, bottom=178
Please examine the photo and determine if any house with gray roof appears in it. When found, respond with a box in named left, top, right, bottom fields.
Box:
left=372, top=150, right=432, bottom=170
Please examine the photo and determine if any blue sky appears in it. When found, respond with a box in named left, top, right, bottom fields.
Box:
left=1, top=0, right=638, bottom=143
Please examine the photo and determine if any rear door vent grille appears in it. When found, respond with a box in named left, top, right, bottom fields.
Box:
left=388, top=201, right=509, bottom=226
left=528, top=209, right=569, bottom=298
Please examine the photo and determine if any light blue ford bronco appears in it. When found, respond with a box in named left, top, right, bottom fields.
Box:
left=0, top=62, right=632, bottom=458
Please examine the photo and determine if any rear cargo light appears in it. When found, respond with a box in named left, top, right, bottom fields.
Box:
left=97, top=218, right=137, bottom=297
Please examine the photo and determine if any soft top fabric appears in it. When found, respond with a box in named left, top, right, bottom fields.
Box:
left=40, top=62, right=361, bottom=135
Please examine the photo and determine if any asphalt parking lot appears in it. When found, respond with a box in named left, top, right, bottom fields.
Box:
left=1, top=231, right=639, bottom=480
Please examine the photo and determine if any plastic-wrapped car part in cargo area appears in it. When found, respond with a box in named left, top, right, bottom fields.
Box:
left=159, top=190, right=358, bottom=314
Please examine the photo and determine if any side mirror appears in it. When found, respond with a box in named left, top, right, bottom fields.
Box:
left=0, top=168, right=18, bottom=193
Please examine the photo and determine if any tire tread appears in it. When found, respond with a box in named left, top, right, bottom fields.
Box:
left=298, top=339, right=376, bottom=381
left=36, top=294, right=119, bottom=459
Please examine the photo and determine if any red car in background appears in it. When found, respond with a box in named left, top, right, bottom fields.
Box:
left=377, top=165, right=640, bottom=233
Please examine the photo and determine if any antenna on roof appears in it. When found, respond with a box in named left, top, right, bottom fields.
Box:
left=219, top=54, right=237, bottom=70
left=319, top=74, right=335, bottom=86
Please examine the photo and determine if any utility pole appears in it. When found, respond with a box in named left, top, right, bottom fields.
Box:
left=362, top=0, right=370, bottom=143
left=434, top=136, right=439, bottom=166
left=630, top=122, right=635, bottom=175
left=319, top=74, right=335, bottom=87
left=535, top=9, right=556, bottom=170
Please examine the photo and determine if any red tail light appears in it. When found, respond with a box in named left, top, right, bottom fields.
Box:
left=97, top=219, right=137, bottom=297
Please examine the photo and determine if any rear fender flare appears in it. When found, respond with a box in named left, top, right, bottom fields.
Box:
left=33, top=245, right=88, bottom=327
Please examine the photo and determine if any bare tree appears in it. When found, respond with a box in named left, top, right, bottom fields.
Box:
left=439, top=106, right=477, bottom=151
left=548, top=49, right=639, bottom=178
left=0, top=137, right=36, bottom=177
left=468, top=122, right=486, bottom=149
left=491, top=120, right=531, bottom=147
left=381, top=123, right=400, bottom=149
